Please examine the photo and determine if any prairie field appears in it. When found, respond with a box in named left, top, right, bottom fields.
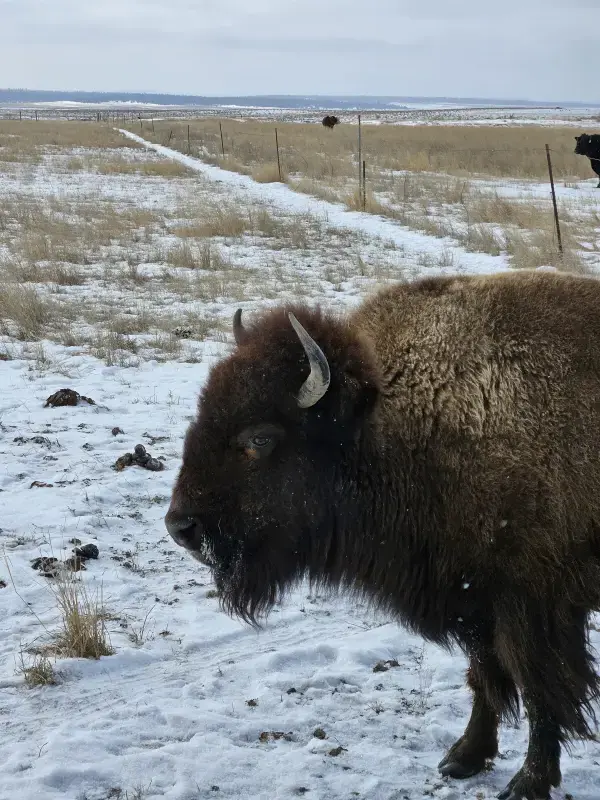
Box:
left=130, top=117, right=600, bottom=274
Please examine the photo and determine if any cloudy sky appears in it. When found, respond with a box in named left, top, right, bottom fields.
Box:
left=2, top=0, right=598, bottom=101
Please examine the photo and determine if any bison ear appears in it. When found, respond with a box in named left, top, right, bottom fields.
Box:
left=353, top=381, right=379, bottom=419
left=332, top=369, right=379, bottom=428
left=233, top=309, right=250, bottom=346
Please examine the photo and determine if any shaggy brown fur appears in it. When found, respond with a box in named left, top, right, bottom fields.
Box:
left=322, top=115, right=340, bottom=129
left=166, top=270, right=600, bottom=800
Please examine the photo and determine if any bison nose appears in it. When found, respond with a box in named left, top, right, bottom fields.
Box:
left=165, top=510, right=200, bottom=549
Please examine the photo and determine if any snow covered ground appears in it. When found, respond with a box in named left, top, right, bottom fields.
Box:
left=1, top=130, right=599, bottom=800
left=4, top=103, right=600, bottom=128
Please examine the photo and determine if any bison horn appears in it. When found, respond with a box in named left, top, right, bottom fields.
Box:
left=288, top=313, right=330, bottom=408
left=233, top=308, right=248, bottom=346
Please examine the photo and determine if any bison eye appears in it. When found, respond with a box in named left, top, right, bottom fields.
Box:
left=237, top=424, right=285, bottom=459
left=251, top=435, right=271, bottom=448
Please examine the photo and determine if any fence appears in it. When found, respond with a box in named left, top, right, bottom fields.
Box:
left=127, top=117, right=600, bottom=258
left=3, top=111, right=598, bottom=264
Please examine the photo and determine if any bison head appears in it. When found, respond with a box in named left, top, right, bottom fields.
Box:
left=165, top=307, right=380, bottom=624
left=575, top=133, right=591, bottom=155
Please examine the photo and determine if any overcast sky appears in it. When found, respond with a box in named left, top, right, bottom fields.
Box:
left=2, top=0, right=598, bottom=101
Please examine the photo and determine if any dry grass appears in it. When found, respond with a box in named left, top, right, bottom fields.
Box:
left=130, top=119, right=599, bottom=272
left=50, top=572, right=114, bottom=659
left=191, top=270, right=249, bottom=303
left=505, top=227, right=587, bottom=273
left=19, top=652, right=58, bottom=687
left=0, top=284, right=57, bottom=340
left=173, top=206, right=248, bottom=238
left=287, top=177, right=342, bottom=205
left=251, top=163, right=285, bottom=183
left=0, top=125, right=283, bottom=357
left=96, top=156, right=195, bottom=177
left=0, top=121, right=136, bottom=162
left=217, top=154, right=250, bottom=175
left=135, top=119, right=598, bottom=183
left=89, top=331, right=140, bottom=366
left=165, top=240, right=231, bottom=270
left=0, top=197, right=163, bottom=268
left=2, top=116, right=594, bottom=364
left=3, top=259, right=85, bottom=285
left=169, top=200, right=324, bottom=250
left=147, top=332, right=183, bottom=357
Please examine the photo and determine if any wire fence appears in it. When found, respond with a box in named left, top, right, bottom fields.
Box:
left=3, top=110, right=599, bottom=265
left=129, top=117, right=600, bottom=261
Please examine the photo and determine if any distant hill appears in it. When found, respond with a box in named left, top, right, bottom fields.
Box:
left=1, top=89, right=596, bottom=109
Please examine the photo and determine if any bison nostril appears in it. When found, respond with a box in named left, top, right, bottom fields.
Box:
left=165, top=512, right=198, bottom=547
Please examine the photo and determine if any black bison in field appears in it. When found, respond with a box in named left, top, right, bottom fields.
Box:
left=574, top=133, right=600, bottom=187
left=166, top=270, right=600, bottom=800
left=322, top=114, right=340, bottom=129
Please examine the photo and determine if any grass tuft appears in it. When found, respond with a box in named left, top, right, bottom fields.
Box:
left=19, top=652, right=58, bottom=687
left=51, top=571, right=114, bottom=660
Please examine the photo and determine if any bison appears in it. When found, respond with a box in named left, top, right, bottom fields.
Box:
left=574, top=133, right=600, bottom=187
left=322, top=114, right=340, bottom=129
left=166, top=270, right=600, bottom=800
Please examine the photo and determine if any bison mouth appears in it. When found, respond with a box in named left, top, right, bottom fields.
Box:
left=166, top=509, right=293, bottom=626
left=166, top=510, right=237, bottom=567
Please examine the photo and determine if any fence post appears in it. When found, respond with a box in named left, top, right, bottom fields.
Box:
left=166, top=130, right=173, bottom=147
left=545, top=144, right=563, bottom=256
left=358, top=113, right=362, bottom=199
left=187, top=124, right=191, bottom=154
left=275, top=127, right=282, bottom=181
left=362, top=160, right=366, bottom=210
left=151, top=119, right=155, bottom=133
left=219, top=122, right=225, bottom=157
left=140, top=118, right=143, bottom=131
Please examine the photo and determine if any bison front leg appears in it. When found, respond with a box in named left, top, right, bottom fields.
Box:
left=439, top=647, right=518, bottom=779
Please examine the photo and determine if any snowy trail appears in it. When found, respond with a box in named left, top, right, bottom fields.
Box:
left=119, top=129, right=511, bottom=277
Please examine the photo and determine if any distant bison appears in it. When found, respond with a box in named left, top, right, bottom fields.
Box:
left=575, top=133, right=600, bottom=187
left=321, top=115, right=340, bottom=129
left=166, top=271, right=600, bottom=800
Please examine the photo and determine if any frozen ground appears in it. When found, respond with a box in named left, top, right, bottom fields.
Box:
left=1, top=130, right=599, bottom=800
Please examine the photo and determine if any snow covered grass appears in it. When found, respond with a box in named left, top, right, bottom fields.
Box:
left=0, top=127, right=418, bottom=362
left=0, top=120, right=136, bottom=161
left=1, top=122, right=521, bottom=368
left=19, top=652, right=58, bottom=688
left=130, top=119, right=600, bottom=273
left=1, top=122, right=599, bottom=799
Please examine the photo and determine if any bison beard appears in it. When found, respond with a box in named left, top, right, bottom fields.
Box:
left=166, top=271, right=600, bottom=800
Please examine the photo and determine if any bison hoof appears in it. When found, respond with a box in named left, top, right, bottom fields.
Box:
left=497, top=769, right=552, bottom=800
left=439, top=759, right=482, bottom=779
left=438, top=739, right=491, bottom=779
